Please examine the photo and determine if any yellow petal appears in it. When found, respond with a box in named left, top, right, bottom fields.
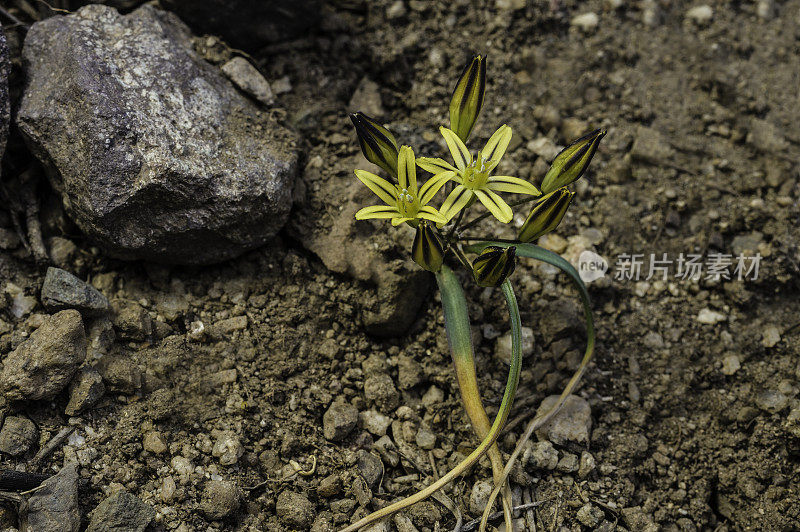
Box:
left=440, top=184, right=474, bottom=221
left=355, top=205, right=400, bottom=220
left=397, top=145, right=417, bottom=191
left=417, top=157, right=457, bottom=174
left=474, top=189, right=513, bottom=223
left=419, top=171, right=455, bottom=205
left=354, top=169, right=397, bottom=205
left=482, top=124, right=512, bottom=164
left=440, top=126, right=472, bottom=171
left=486, top=176, right=541, bottom=195
left=418, top=205, right=448, bottom=224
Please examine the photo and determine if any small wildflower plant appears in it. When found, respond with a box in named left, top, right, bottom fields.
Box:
left=343, top=55, right=605, bottom=532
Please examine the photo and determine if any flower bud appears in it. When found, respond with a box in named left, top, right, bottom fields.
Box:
left=350, top=112, right=400, bottom=177
left=412, top=221, right=445, bottom=272
left=449, top=54, right=486, bottom=143
left=472, top=245, right=516, bottom=287
left=517, top=187, right=574, bottom=243
left=540, top=128, right=606, bottom=194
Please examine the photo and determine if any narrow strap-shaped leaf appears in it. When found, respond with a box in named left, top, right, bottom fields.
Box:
left=340, top=271, right=523, bottom=532
left=465, top=241, right=595, bottom=532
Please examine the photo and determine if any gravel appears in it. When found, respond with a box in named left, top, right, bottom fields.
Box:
left=0, top=416, right=38, bottom=456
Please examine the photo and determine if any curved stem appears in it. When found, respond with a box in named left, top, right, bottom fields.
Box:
left=339, top=276, right=522, bottom=532
left=435, top=265, right=514, bottom=532
left=466, top=242, right=596, bottom=532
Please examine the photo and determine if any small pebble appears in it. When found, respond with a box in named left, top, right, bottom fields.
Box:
left=200, top=480, right=241, bottom=520
left=529, top=441, right=558, bottom=470
left=276, top=491, right=315, bottom=528
left=686, top=5, right=713, bottom=26
left=755, top=390, right=788, bottom=413
left=721, top=354, right=741, bottom=375
left=0, top=416, right=38, bottom=456
left=142, top=431, right=167, bottom=455
left=323, top=402, right=358, bottom=441
left=696, top=308, right=726, bottom=324
left=761, top=325, right=781, bottom=348
left=469, top=480, right=493, bottom=514
left=571, top=12, right=599, bottom=33
left=578, top=451, right=596, bottom=478
left=415, top=427, right=436, bottom=450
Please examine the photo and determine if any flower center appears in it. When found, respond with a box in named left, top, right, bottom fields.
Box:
left=462, top=157, right=489, bottom=189
left=396, top=187, right=418, bottom=216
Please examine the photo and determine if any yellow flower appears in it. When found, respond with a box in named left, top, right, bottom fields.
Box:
left=417, top=125, right=540, bottom=224
left=355, top=146, right=450, bottom=226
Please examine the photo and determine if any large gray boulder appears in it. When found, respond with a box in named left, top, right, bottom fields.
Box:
left=17, top=5, right=299, bottom=264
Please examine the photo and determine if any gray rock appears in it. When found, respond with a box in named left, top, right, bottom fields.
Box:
left=162, top=0, right=321, bottom=52
left=359, top=409, right=392, bottom=437
left=17, top=5, right=299, bottom=264
left=535, top=395, right=593, bottom=445
left=87, top=491, right=155, bottom=532
left=494, top=326, right=535, bottom=364
left=64, top=366, right=106, bottom=416
left=578, top=451, right=596, bottom=478
left=529, top=441, right=558, bottom=470
left=415, top=427, right=436, bottom=450
left=111, top=301, right=152, bottom=342
left=276, top=490, right=315, bottom=529
left=316, top=474, right=342, bottom=498
left=469, top=480, right=493, bottom=514
left=356, top=450, right=383, bottom=489
left=41, top=267, right=109, bottom=317
left=322, top=402, right=358, bottom=442
left=0, top=416, right=38, bottom=456
left=96, top=356, right=142, bottom=395
left=200, top=479, right=241, bottom=519
left=397, top=355, right=423, bottom=390
left=755, top=390, right=788, bottom=413
left=364, top=374, right=399, bottom=412
left=21, top=463, right=80, bottom=532
left=556, top=452, right=579, bottom=473
left=221, top=57, right=274, bottom=106
left=0, top=310, right=86, bottom=401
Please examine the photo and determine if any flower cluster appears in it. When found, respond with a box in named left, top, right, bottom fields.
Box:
left=350, top=53, right=605, bottom=285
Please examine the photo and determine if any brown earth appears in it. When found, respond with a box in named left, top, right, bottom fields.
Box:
left=1, top=0, right=799, bottom=531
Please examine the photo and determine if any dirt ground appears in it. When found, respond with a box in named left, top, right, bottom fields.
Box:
left=1, top=0, right=800, bottom=530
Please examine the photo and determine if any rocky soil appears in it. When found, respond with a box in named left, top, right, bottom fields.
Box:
left=0, top=0, right=799, bottom=531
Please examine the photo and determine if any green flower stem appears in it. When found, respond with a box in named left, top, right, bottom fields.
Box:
left=465, top=242, right=595, bottom=532
left=339, top=272, right=523, bottom=532
left=436, top=266, right=515, bottom=531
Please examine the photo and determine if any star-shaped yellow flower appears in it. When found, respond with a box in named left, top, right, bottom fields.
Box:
left=354, top=145, right=450, bottom=226
left=417, top=125, right=540, bottom=223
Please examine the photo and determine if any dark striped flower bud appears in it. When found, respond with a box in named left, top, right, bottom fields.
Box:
left=517, top=187, right=574, bottom=243
left=540, top=129, right=606, bottom=194
left=472, top=245, right=516, bottom=287
left=412, top=221, right=445, bottom=272
left=449, top=54, right=486, bottom=143
left=350, top=112, right=400, bottom=177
